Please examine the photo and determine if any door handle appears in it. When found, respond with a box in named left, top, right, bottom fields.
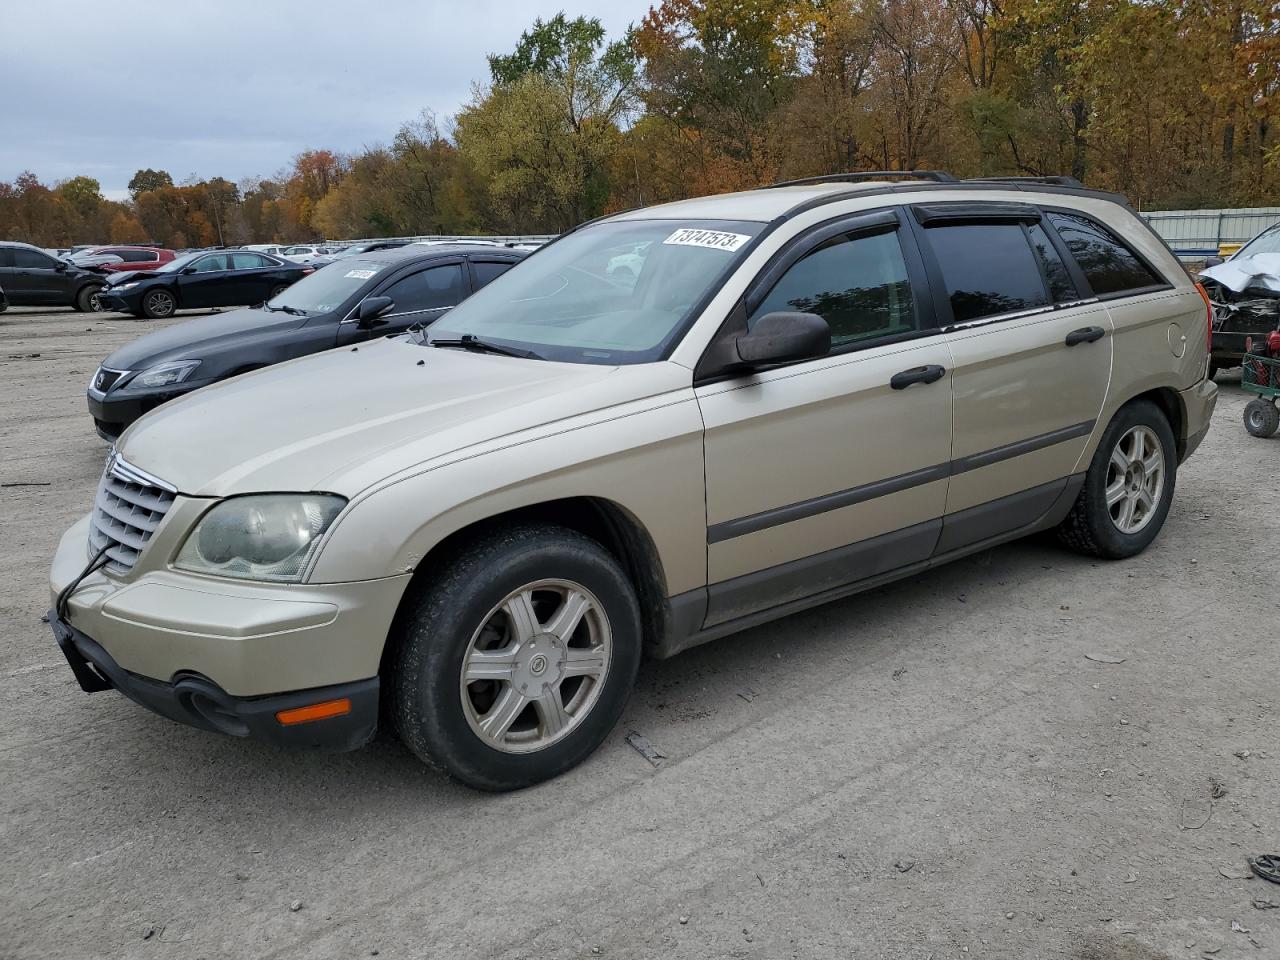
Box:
left=1065, top=326, right=1105, bottom=346
left=890, top=364, right=947, bottom=390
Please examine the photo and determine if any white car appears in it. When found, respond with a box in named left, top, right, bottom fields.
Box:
left=242, top=244, right=286, bottom=257
left=280, top=245, right=332, bottom=264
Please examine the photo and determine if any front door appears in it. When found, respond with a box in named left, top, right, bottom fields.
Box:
left=910, top=208, right=1113, bottom=551
left=696, top=213, right=955, bottom=626
left=176, top=253, right=233, bottom=308
left=9, top=247, right=68, bottom=304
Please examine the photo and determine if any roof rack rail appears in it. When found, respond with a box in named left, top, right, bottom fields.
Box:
left=763, top=170, right=959, bottom=189
left=965, top=175, right=1084, bottom=188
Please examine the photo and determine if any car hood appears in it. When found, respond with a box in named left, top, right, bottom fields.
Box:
left=103, top=270, right=162, bottom=286
left=1201, top=253, right=1280, bottom=295
left=116, top=337, right=686, bottom=497
left=101, top=307, right=308, bottom=371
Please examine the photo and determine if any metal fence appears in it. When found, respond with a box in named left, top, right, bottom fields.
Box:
left=1142, top=207, right=1280, bottom=260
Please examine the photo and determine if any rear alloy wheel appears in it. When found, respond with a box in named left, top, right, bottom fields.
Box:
left=141, top=288, right=177, bottom=319
left=391, top=524, right=641, bottom=791
left=1244, top=399, right=1280, bottom=438
left=1056, top=399, right=1176, bottom=559
left=269, top=284, right=289, bottom=299
left=75, top=285, right=102, bottom=313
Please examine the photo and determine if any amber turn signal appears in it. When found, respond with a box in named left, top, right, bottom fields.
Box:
left=275, top=697, right=352, bottom=725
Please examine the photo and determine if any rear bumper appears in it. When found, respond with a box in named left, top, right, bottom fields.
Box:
left=1179, top=377, right=1218, bottom=462
left=50, top=611, right=379, bottom=751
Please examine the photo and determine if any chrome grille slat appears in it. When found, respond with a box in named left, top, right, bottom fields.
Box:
left=88, top=453, right=176, bottom=574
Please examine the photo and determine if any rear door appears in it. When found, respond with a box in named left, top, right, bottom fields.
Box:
left=910, top=203, right=1113, bottom=552
left=336, top=260, right=469, bottom=345
left=229, top=252, right=283, bottom=302
left=696, top=209, right=955, bottom=625
left=9, top=247, right=68, bottom=303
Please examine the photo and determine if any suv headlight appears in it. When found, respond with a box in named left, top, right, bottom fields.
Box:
left=175, top=494, right=346, bottom=582
left=123, top=360, right=202, bottom=390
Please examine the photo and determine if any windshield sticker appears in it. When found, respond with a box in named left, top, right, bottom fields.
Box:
left=662, top=228, right=751, bottom=252
left=344, top=268, right=379, bottom=279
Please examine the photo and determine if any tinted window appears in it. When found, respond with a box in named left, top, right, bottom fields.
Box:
left=0, top=249, right=12, bottom=268
left=1028, top=224, right=1077, bottom=302
left=473, top=260, right=514, bottom=289
left=231, top=252, right=270, bottom=269
left=383, top=264, right=465, bottom=313
left=119, top=249, right=157, bottom=262
left=752, top=230, right=917, bottom=347
left=12, top=248, right=54, bottom=269
left=190, top=254, right=228, bottom=273
left=926, top=223, right=1048, bottom=323
left=1046, top=212, right=1162, bottom=296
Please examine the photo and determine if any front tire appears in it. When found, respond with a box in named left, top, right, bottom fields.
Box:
left=140, top=288, right=177, bottom=319
left=390, top=524, right=642, bottom=791
left=1056, top=399, right=1177, bottom=559
left=1244, top=399, right=1280, bottom=438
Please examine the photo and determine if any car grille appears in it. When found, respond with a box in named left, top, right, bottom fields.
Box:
left=88, top=453, right=177, bottom=573
left=93, top=366, right=126, bottom=392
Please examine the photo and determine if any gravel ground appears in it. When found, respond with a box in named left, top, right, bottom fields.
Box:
left=1, top=306, right=1278, bottom=960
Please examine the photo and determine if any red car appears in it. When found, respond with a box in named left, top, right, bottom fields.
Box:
left=69, top=246, right=176, bottom=273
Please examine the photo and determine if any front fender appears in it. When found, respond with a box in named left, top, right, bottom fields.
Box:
left=307, top=392, right=709, bottom=598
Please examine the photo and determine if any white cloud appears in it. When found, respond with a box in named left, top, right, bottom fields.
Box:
left=2, top=0, right=649, bottom=193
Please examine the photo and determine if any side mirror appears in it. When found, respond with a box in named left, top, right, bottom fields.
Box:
left=180, top=266, right=196, bottom=275
left=356, top=296, right=394, bottom=327
left=1203, top=256, right=1225, bottom=268
left=54, top=260, right=68, bottom=271
left=735, top=311, right=831, bottom=367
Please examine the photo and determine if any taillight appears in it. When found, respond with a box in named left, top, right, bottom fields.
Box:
left=301, top=267, right=315, bottom=275
left=1194, top=281, right=1213, bottom=353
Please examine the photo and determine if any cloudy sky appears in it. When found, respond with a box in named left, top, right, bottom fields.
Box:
left=3, top=0, right=651, bottom=199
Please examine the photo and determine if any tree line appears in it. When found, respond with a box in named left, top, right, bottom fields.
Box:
left=2, top=0, right=1276, bottom=248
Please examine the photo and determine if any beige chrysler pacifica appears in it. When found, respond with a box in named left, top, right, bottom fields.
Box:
left=50, top=173, right=1218, bottom=790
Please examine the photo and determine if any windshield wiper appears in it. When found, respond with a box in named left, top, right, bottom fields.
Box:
left=428, top=334, right=542, bottom=360
left=263, top=302, right=308, bottom=316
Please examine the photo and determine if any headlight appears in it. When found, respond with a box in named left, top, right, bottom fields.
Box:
left=175, top=494, right=346, bottom=582
left=114, top=282, right=139, bottom=290
left=123, top=360, right=202, bottom=390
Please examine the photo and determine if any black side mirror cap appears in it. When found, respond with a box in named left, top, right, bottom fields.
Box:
left=735, top=311, right=831, bottom=367
left=1203, top=256, right=1225, bottom=268
left=356, top=296, right=394, bottom=327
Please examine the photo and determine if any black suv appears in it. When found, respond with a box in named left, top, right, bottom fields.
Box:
left=0, top=242, right=106, bottom=311
left=86, top=245, right=524, bottom=439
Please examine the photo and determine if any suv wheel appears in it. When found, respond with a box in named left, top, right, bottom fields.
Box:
left=141, top=288, right=177, bottom=319
left=1056, top=399, right=1176, bottom=559
left=74, top=285, right=102, bottom=312
left=390, top=524, right=642, bottom=791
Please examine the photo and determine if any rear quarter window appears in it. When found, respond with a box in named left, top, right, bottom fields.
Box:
left=924, top=222, right=1049, bottom=323
left=1046, top=211, right=1164, bottom=296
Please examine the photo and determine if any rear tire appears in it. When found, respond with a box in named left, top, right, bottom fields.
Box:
left=1244, top=399, right=1280, bottom=438
left=269, top=284, right=289, bottom=299
left=390, top=523, right=642, bottom=791
left=1056, top=399, right=1177, bottom=559
left=140, top=288, right=177, bottom=319
left=76, top=285, right=103, bottom=313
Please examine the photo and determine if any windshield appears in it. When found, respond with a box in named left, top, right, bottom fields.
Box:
left=1236, top=227, right=1280, bottom=259
left=266, top=258, right=387, bottom=314
left=429, top=219, right=762, bottom=364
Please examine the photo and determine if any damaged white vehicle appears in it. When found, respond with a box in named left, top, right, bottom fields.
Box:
left=1200, top=224, right=1280, bottom=376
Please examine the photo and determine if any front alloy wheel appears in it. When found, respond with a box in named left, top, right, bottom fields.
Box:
left=1105, top=425, right=1166, bottom=535
left=460, top=580, right=611, bottom=754
left=142, top=289, right=176, bottom=319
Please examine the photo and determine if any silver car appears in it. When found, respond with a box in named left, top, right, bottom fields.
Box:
left=50, top=174, right=1216, bottom=789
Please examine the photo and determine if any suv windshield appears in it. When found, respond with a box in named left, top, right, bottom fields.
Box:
left=429, top=219, right=763, bottom=364
left=266, top=259, right=387, bottom=314
left=1237, top=227, right=1280, bottom=259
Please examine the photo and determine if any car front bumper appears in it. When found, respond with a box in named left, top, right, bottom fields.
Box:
left=86, top=381, right=212, bottom=441
left=95, top=288, right=145, bottom=313
left=50, top=612, right=379, bottom=750
left=50, top=513, right=411, bottom=745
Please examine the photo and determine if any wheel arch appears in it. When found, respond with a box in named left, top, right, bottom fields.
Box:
left=380, top=496, right=673, bottom=676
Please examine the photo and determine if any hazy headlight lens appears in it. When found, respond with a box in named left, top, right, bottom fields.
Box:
left=125, top=360, right=202, bottom=390
left=175, top=494, right=346, bottom=582
left=115, top=282, right=139, bottom=290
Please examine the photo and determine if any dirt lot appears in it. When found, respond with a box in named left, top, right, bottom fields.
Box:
left=1, top=305, right=1277, bottom=960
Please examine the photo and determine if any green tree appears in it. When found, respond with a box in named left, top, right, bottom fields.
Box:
left=127, top=168, right=174, bottom=198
